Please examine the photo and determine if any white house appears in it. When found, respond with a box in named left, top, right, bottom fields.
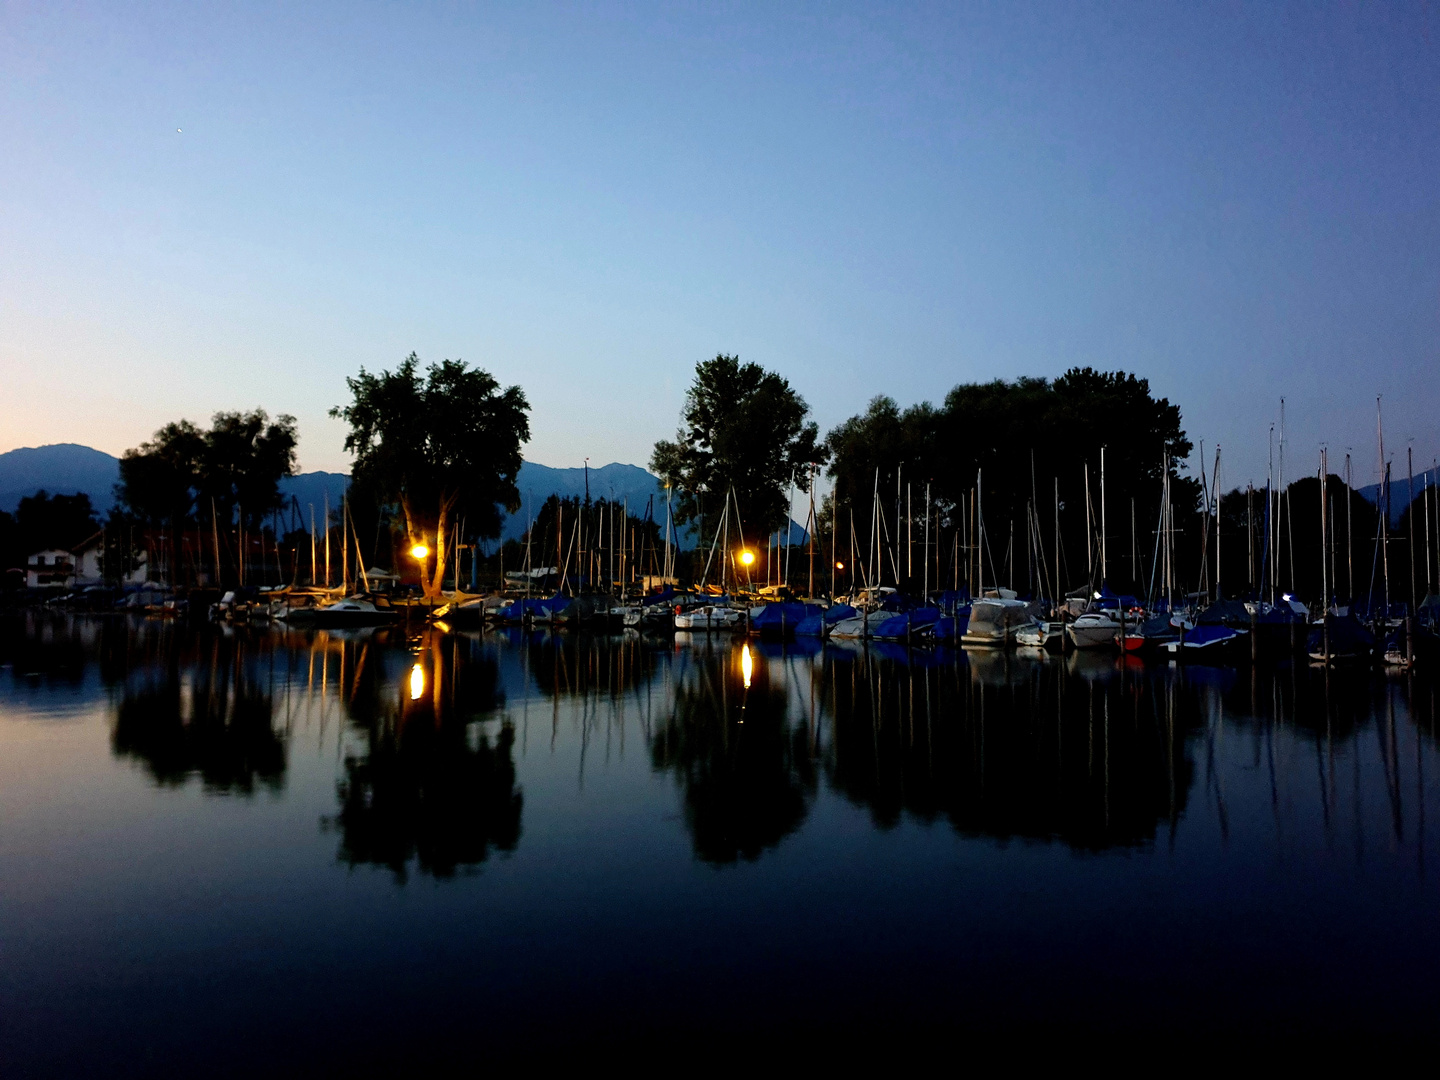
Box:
left=26, top=550, right=74, bottom=589
left=70, top=531, right=148, bottom=588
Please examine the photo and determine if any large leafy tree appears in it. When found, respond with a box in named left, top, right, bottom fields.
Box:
left=15, top=491, right=100, bottom=552
left=199, top=411, right=300, bottom=528
left=651, top=354, right=824, bottom=544
left=332, top=353, right=530, bottom=600
left=825, top=368, right=1198, bottom=593
left=117, top=411, right=297, bottom=530
left=117, top=420, right=208, bottom=528
left=824, top=395, right=939, bottom=541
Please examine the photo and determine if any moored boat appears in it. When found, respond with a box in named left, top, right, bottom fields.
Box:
left=674, top=604, right=743, bottom=631
left=278, top=595, right=398, bottom=628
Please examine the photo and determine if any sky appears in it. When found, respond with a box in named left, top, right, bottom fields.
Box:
left=2, top=1, right=1438, bottom=491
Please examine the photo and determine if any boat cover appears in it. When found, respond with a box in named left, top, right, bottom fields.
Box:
left=1307, top=612, right=1375, bottom=656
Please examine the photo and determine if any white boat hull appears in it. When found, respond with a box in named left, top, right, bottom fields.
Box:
left=1067, top=617, right=1119, bottom=650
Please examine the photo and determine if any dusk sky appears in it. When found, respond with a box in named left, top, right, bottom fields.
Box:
left=3, top=2, right=1437, bottom=489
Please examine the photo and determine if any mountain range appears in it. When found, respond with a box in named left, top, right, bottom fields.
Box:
left=0, top=444, right=804, bottom=549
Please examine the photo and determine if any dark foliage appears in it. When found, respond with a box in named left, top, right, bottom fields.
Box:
left=117, top=411, right=297, bottom=530
left=15, top=490, right=100, bottom=552
left=333, top=353, right=529, bottom=598
left=824, top=368, right=1199, bottom=595
left=651, top=354, right=824, bottom=543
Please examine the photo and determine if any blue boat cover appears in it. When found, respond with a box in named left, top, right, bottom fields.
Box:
left=750, top=601, right=810, bottom=631
left=931, top=608, right=971, bottom=643
left=795, top=603, right=856, bottom=636
left=1179, top=624, right=1242, bottom=648
left=1306, top=612, right=1374, bottom=656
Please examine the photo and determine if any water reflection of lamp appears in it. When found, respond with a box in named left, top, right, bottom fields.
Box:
left=409, top=662, right=425, bottom=701
left=741, top=643, right=753, bottom=690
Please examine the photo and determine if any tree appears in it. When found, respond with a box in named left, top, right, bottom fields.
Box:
left=117, top=420, right=208, bottom=528
left=15, top=491, right=99, bottom=552
left=825, top=368, right=1198, bottom=595
left=198, top=410, right=299, bottom=529
left=117, top=411, right=297, bottom=530
left=332, top=353, right=530, bottom=601
left=651, top=354, right=823, bottom=545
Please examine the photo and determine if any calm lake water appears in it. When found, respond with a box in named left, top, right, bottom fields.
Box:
left=3, top=612, right=1439, bottom=1070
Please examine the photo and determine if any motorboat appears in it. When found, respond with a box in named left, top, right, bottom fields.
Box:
left=278, top=596, right=398, bottom=628
left=961, top=598, right=1034, bottom=648
left=1016, top=621, right=1065, bottom=651
left=432, top=596, right=491, bottom=629
left=1067, top=611, right=1121, bottom=650
left=674, top=604, right=743, bottom=631
left=1165, top=624, right=1247, bottom=658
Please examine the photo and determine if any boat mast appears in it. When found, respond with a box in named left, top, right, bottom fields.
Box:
left=977, top=469, right=984, bottom=596
left=342, top=495, right=349, bottom=591
left=1408, top=446, right=1416, bottom=619
left=923, top=482, right=931, bottom=598
left=1214, top=446, right=1221, bottom=600
left=1100, top=446, right=1107, bottom=587
left=1345, top=452, right=1353, bottom=602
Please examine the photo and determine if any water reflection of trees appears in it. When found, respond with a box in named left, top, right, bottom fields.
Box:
left=110, top=628, right=287, bottom=793
left=0, top=610, right=98, bottom=687
left=650, top=643, right=816, bottom=864
left=333, top=630, right=521, bottom=881
left=509, top=628, right=664, bottom=701
left=820, top=649, right=1198, bottom=851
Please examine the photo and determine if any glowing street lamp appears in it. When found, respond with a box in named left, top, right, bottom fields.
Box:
left=835, top=561, right=845, bottom=571
left=739, top=550, right=755, bottom=567
left=410, top=543, right=430, bottom=561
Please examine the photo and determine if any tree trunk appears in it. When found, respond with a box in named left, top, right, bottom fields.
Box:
left=401, top=493, right=459, bottom=603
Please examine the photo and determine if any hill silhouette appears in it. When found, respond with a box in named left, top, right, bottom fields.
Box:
left=0, top=445, right=759, bottom=548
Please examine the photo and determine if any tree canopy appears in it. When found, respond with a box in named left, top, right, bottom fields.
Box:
left=651, top=354, right=823, bottom=543
left=825, top=368, right=1198, bottom=593
left=14, top=491, right=99, bottom=552
left=117, top=411, right=297, bottom=530
left=332, top=353, right=530, bottom=599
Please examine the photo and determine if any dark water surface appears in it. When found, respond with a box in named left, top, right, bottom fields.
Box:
left=3, top=612, right=1439, bottom=1070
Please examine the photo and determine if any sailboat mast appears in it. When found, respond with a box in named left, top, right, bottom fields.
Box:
left=923, top=482, right=931, bottom=597
left=1345, top=452, right=1354, bottom=601
left=977, top=469, right=984, bottom=596
left=1408, top=446, right=1416, bottom=617
left=907, top=481, right=912, bottom=580
left=342, top=495, right=349, bottom=591
left=1100, top=447, right=1107, bottom=586
left=1214, top=446, right=1221, bottom=600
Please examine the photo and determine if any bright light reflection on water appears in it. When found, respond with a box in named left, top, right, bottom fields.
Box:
left=2, top=611, right=1439, bottom=1069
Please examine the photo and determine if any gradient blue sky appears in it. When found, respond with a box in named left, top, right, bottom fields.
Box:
left=3, top=2, right=1437, bottom=489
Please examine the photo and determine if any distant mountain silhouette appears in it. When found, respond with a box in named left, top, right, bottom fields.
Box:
left=0, top=443, right=120, bottom=513
left=0, top=444, right=805, bottom=549
left=273, top=472, right=352, bottom=524
left=1357, top=478, right=1438, bottom=525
